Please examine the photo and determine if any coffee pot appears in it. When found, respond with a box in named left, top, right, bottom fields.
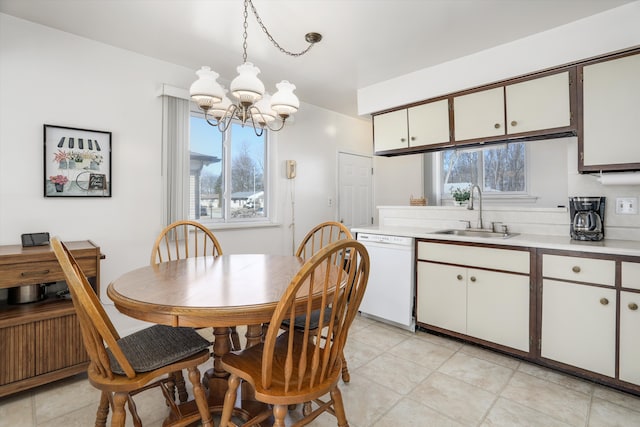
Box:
left=569, top=197, right=605, bottom=241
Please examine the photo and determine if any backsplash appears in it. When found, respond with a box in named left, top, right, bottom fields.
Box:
left=377, top=205, right=640, bottom=241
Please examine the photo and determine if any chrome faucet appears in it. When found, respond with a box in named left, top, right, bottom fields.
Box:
left=467, top=185, right=483, bottom=229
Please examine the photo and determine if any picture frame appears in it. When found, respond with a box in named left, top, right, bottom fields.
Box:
left=44, top=124, right=112, bottom=197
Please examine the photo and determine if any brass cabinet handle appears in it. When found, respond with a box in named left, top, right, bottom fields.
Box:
left=470, top=276, right=477, bottom=282
left=629, top=303, right=639, bottom=311
left=21, top=270, right=50, bottom=277
left=494, top=123, right=501, bottom=129
left=456, top=274, right=463, bottom=281
left=400, top=138, right=406, bottom=142
left=600, top=298, right=609, bottom=306
left=572, top=266, right=581, bottom=273
left=511, top=120, right=518, bottom=127
left=410, top=136, right=416, bottom=141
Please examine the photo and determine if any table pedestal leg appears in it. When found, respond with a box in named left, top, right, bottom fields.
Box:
left=204, top=326, right=232, bottom=406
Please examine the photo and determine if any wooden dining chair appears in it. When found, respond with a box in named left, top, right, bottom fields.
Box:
left=51, top=237, right=214, bottom=427
left=286, top=221, right=354, bottom=384
left=151, top=220, right=241, bottom=400
left=219, top=239, right=370, bottom=427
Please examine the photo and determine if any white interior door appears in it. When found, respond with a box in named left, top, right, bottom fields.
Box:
left=338, top=152, right=372, bottom=229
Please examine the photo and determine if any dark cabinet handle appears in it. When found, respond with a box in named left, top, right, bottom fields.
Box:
left=21, top=270, right=50, bottom=277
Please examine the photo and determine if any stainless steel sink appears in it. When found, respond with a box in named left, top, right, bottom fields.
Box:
left=434, top=229, right=519, bottom=239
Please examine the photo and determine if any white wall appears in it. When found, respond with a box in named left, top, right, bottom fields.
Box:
left=0, top=14, right=371, bottom=306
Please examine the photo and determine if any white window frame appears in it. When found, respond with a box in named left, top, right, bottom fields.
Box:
left=437, top=143, right=533, bottom=205
left=189, top=108, right=276, bottom=228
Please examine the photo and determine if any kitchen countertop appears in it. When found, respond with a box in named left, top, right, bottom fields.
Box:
left=351, top=226, right=640, bottom=257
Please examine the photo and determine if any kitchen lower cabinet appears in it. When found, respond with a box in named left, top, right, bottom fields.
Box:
left=620, top=291, right=640, bottom=385
left=541, top=279, right=616, bottom=377
left=416, top=240, right=530, bottom=352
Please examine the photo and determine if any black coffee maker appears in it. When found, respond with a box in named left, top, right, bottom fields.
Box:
left=569, top=196, right=605, bottom=241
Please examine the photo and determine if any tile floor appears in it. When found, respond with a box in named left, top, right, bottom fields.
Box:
left=1, top=315, right=640, bottom=426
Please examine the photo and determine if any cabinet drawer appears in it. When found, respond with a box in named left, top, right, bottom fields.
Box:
left=0, top=258, right=96, bottom=288
left=621, top=262, right=640, bottom=290
left=418, top=241, right=529, bottom=274
left=542, top=254, right=614, bottom=285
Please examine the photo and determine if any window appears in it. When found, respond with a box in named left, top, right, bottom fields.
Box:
left=189, top=113, right=268, bottom=222
left=440, top=143, right=527, bottom=200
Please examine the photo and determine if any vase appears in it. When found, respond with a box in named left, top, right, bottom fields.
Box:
left=454, top=200, right=468, bottom=207
left=54, top=183, right=64, bottom=192
left=58, top=160, right=68, bottom=169
left=68, top=160, right=76, bottom=169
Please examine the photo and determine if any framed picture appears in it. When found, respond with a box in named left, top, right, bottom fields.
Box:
left=44, top=124, right=112, bottom=197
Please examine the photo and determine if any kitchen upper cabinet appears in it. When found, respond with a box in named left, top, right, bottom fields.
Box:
left=453, top=71, right=573, bottom=142
left=453, top=87, right=505, bottom=141
left=416, top=241, right=530, bottom=352
left=580, top=52, right=640, bottom=172
left=373, top=99, right=450, bottom=153
left=506, top=71, right=571, bottom=134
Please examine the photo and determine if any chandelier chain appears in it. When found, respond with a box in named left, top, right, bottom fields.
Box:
left=246, top=0, right=316, bottom=58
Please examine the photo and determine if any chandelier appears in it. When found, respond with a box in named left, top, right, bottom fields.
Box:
left=189, top=0, right=322, bottom=136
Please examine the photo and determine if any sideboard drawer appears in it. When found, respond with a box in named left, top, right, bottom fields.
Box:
left=0, top=258, right=96, bottom=288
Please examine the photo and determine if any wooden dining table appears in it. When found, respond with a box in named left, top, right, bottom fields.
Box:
left=107, top=253, right=339, bottom=422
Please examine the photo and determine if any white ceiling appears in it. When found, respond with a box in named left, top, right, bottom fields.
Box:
left=0, top=0, right=634, bottom=118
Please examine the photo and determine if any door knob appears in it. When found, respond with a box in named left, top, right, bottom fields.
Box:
left=600, top=298, right=609, bottom=306
left=629, top=302, right=638, bottom=311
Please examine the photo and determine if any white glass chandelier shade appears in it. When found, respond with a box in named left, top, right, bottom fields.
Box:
left=189, top=66, right=225, bottom=110
left=252, top=94, right=277, bottom=124
left=230, top=62, right=265, bottom=105
left=270, top=80, right=299, bottom=117
left=209, top=91, right=233, bottom=120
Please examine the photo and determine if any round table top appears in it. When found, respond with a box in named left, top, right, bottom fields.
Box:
left=107, top=254, right=310, bottom=327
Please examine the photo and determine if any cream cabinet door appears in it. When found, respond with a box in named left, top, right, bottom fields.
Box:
left=582, top=53, right=640, bottom=167
left=467, top=268, right=530, bottom=352
left=620, top=291, right=640, bottom=386
left=506, top=71, right=571, bottom=134
left=541, top=279, right=616, bottom=377
left=416, top=261, right=466, bottom=334
left=407, top=99, right=450, bottom=148
left=373, top=109, right=408, bottom=152
left=453, top=87, right=505, bottom=141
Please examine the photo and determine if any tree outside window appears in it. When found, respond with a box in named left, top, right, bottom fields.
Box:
left=441, top=143, right=526, bottom=201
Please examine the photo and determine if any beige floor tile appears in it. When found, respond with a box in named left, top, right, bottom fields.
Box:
left=501, top=371, right=590, bottom=426
left=438, top=352, right=515, bottom=393
left=0, top=393, right=34, bottom=427
left=348, top=322, right=410, bottom=350
left=481, top=397, right=573, bottom=427
left=334, top=376, right=403, bottom=426
left=342, top=335, right=386, bottom=371
left=415, top=329, right=465, bottom=351
left=410, top=371, right=497, bottom=425
left=34, top=376, right=102, bottom=424
left=387, top=336, right=457, bottom=370
left=354, top=353, right=432, bottom=395
left=588, top=397, right=640, bottom=427
left=592, top=385, right=640, bottom=413
left=373, top=397, right=465, bottom=427
left=518, top=362, right=594, bottom=395
left=459, top=343, right=521, bottom=370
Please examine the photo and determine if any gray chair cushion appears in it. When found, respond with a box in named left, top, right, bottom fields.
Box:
left=107, top=325, right=210, bottom=375
left=282, top=307, right=333, bottom=330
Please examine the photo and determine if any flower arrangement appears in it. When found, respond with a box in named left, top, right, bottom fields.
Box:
left=451, top=186, right=471, bottom=202
left=53, top=150, right=69, bottom=162
left=49, top=175, right=69, bottom=185
left=69, top=151, right=84, bottom=163
left=91, top=153, right=103, bottom=165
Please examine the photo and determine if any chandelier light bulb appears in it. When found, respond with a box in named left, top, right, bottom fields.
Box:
left=210, top=91, right=233, bottom=120
left=230, top=62, right=265, bottom=106
left=270, top=80, right=299, bottom=117
left=189, top=66, right=224, bottom=110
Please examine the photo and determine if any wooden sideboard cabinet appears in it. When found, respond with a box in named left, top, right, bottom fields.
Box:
left=0, top=240, right=101, bottom=397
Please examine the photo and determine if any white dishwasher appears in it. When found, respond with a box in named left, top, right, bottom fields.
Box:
left=356, top=232, right=415, bottom=331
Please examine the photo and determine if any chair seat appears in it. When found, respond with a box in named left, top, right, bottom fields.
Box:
left=280, top=306, right=333, bottom=330
left=108, top=325, right=210, bottom=375
left=222, top=331, right=342, bottom=404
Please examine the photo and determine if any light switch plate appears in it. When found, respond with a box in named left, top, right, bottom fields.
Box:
left=615, top=197, right=638, bottom=214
